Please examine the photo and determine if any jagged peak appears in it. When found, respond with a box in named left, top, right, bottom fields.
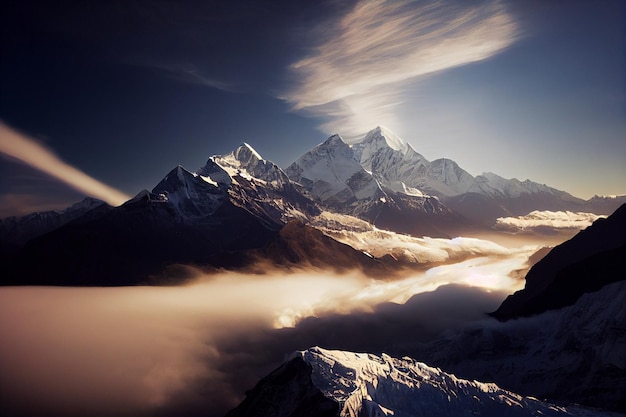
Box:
left=292, top=133, right=354, bottom=163
left=171, top=165, right=194, bottom=179
left=234, top=142, right=264, bottom=162
left=197, top=157, right=233, bottom=186
left=202, top=143, right=291, bottom=185
left=361, top=125, right=409, bottom=153
left=321, top=133, right=348, bottom=147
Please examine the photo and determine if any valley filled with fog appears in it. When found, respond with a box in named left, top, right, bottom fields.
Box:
left=0, top=232, right=565, bottom=417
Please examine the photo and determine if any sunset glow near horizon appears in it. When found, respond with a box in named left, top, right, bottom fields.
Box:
left=1, top=0, right=624, bottom=216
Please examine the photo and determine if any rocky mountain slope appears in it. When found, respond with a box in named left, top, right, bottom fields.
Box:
left=491, top=203, right=626, bottom=319
left=348, top=127, right=622, bottom=225
left=228, top=347, right=618, bottom=417
left=287, top=132, right=470, bottom=237
left=0, top=144, right=392, bottom=285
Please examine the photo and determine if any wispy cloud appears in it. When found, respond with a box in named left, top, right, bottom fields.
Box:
left=283, top=0, right=518, bottom=137
left=0, top=251, right=530, bottom=416
left=147, top=62, right=235, bottom=91
left=496, top=210, right=605, bottom=231
left=0, top=122, right=130, bottom=206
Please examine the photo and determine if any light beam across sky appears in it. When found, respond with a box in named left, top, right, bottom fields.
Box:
left=0, top=122, right=130, bottom=207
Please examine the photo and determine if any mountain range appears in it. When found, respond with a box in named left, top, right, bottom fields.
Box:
left=1, top=126, right=623, bottom=285
left=1, top=126, right=625, bottom=416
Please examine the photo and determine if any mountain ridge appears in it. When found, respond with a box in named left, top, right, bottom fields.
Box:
left=228, top=347, right=618, bottom=417
left=491, top=203, right=626, bottom=320
left=2, top=130, right=624, bottom=285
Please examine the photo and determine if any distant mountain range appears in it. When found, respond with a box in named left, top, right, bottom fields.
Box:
left=1, top=126, right=624, bottom=285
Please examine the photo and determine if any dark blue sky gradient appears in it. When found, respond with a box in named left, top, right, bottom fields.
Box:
left=1, top=0, right=624, bottom=215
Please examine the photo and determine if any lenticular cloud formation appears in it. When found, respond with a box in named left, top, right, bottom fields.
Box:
left=284, top=0, right=518, bottom=137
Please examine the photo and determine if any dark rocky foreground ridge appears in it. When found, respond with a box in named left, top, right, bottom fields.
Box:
left=491, top=203, right=626, bottom=320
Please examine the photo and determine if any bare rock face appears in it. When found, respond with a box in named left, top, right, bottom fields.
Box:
left=226, top=356, right=339, bottom=417
left=492, top=203, right=626, bottom=320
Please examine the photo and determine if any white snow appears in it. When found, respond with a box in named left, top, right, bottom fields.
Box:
left=199, top=175, right=218, bottom=187
left=286, top=134, right=385, bottom=204
left=294, top=347, right=618, bottom=417
left=346, top=127, right=576, bottom=200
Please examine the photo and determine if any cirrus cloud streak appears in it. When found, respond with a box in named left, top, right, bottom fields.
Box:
left=283, top=0, right=518, bottom=137
left=0, top=122, right=130, bottom=207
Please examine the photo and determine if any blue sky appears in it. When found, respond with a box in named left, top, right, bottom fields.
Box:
left=1, top=0, right=624, bottom=216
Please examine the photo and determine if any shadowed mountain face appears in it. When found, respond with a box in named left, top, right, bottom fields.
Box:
left=491, top=203, right=626, bottom=320
left=0, top=197, right=110, bottom=254
left=2, top=207, right=397, bottom=286
left=3, top=193, right=278, bottom=286
left=248, top=220, right=392, bottom=276
left=225, top=356, right=339, bottom=417
left=0, top=144, right=330, bottom=285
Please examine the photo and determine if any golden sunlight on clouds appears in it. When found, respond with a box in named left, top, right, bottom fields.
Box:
left=284, top=0, right=518, bottom=137
left=0, top=243, right=536, bottom=416
left=0, top=122, right=130, bottom=206
left=496, top=210, right=606, bottom=231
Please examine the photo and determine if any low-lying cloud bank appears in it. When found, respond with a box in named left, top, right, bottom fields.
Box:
left=0, top=239, right=542, bottom=417
left=496, top=210, right=605, bottom=232
left=327, top=226, right=538, bottom=264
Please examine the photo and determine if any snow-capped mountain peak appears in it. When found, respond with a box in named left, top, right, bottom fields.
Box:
left=350, top=127, right=434, bottom=196
left=286, top=134, right=385, bottom=206
left=467, top=172, right=579, bottom=200
left=351, top=126, right=420, bottom=168
left=210, top=143, right=291, bottom=184
left=238, top=142, right=263, bottom=160
left=230, top=346, right=614, bottom=417
left=364, top=125, right=409, bottom=153
left=152, top=164, right=226, bottom=219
